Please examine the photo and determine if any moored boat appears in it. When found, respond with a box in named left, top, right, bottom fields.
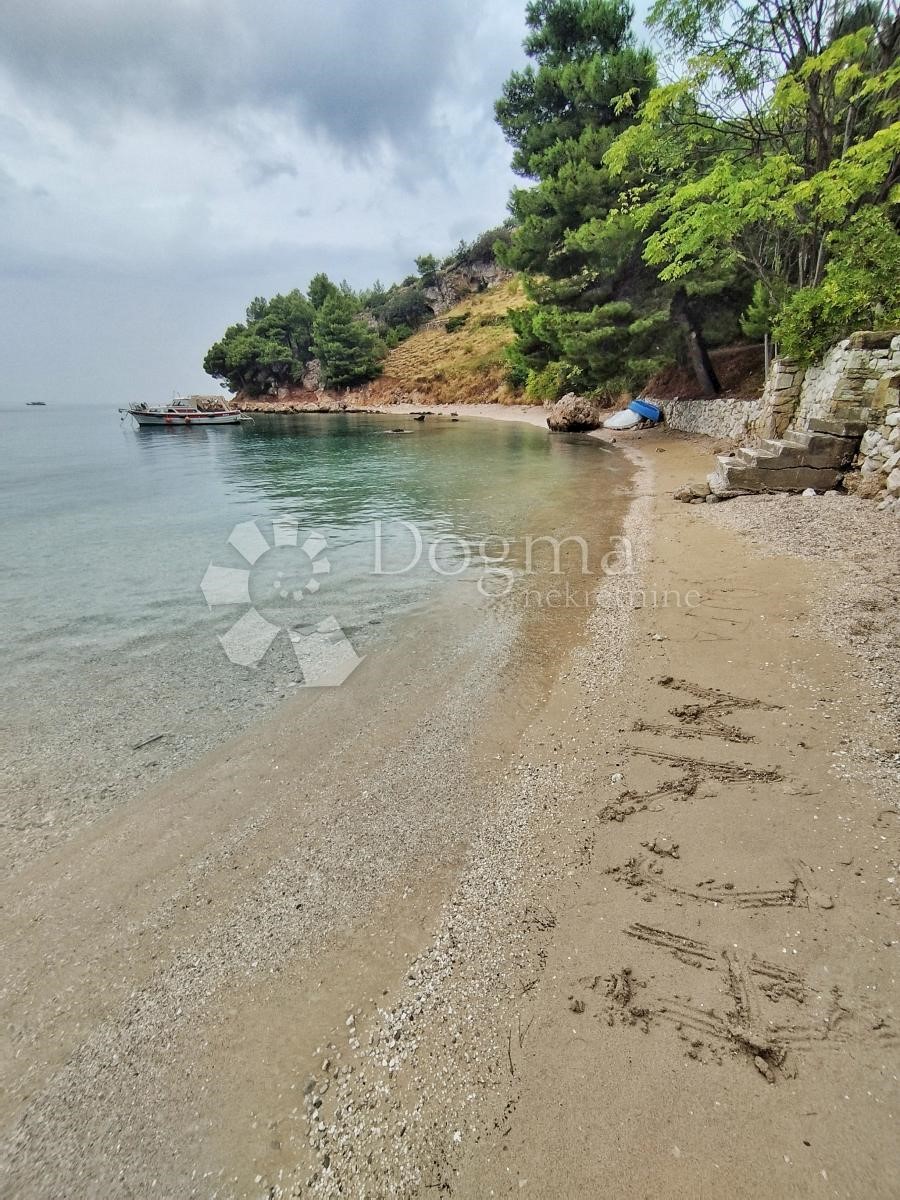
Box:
left=121, top=398, right=249, bottom=427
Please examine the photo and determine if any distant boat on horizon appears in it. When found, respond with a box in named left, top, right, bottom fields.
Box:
left=26, top=401, right=47, bottom=406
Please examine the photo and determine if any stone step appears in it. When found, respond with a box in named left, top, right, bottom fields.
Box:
left=783, top=430, right=812, bottom=449
left=708, top=454, right=842, bottom=495
left=759, top=438, right=791, bottom=455
left=736, top=431, right=858, bottom=470
left=805, top=416, right=868, bottom=438
left=736, top=444, right=804, bottom=468
left=779, top=430, right=859, bottom=467
left=707, top=462, right=750, bottom=498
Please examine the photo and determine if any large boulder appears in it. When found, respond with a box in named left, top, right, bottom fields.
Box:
left=546, top=393, right=601, bottom=432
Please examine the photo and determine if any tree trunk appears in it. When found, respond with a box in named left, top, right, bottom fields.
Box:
left=671, top=288, right=721, bottom=397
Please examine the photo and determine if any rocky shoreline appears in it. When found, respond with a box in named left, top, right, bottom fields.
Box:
left=229, top=384, right=534, bottom=415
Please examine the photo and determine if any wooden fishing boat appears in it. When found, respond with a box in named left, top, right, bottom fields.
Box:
left=121, top=398, right=249, bottom=427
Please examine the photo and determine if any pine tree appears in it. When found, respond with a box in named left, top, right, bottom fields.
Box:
left=312, top=293, right=383, bottom=388
left=203, top=290, right=316, bottom=395
left=496, top=0, right=747, bottom=397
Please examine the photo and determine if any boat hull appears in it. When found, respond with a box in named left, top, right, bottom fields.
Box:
left=129, top=410, right=243, bottom=426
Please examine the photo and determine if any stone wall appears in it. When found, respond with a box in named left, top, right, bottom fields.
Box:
left=663, top=332, right=900, bottom=446
left=753, top=331, right=900, bottom=438
left=660, top=396, right=763, bottom=440
left=750, top=360, right=802, bottom=439
left=854, top=407, right=900, bottom=512
left=793, top=331, right=900, bottom=430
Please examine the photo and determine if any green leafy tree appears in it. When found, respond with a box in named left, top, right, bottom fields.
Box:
left=360, top=279, right=388, bottom=313
left=774, top=206, right=900, bottom=359
left=312, top=293, right=383, bottom=387
left=605, top=0, right=900, bottom=358
left=254, top=290, right=315, bottom=363
left=203, top=324, right=248, bottom=392
left=414, top=254, right=439, bottom=285
left=245, top=296, right=269, bottom=323
left=204, top=326, right=290, bottom=396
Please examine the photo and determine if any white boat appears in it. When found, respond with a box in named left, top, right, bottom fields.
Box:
left=121, top=398, right=249, bottom=427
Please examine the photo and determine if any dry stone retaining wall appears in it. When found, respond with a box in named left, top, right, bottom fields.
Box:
left=753, top=332, right=900, bottom=438
left=659, top=396, right=762, bottom=440
left=657, top=334, right=900, bottom=446
left=794, top=331, right=900, bottom=429
left=751, top=361, right=802, bottom=439
left=855, top=407, right=900, bottom=512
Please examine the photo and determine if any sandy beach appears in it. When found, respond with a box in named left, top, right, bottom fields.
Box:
left=2, top=408, right=898, bottom=1199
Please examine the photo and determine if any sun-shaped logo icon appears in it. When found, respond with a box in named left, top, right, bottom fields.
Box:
left=200, top=517, right=362, bottom=685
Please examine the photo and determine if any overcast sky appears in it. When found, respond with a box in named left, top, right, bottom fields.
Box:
left=0, top=0, right=538, bottom=404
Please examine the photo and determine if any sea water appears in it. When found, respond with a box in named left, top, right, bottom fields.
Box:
left=0, top=403, right=627, bottom=868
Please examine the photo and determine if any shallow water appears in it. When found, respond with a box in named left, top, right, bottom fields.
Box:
left=0, top=404, right=629, bottom=868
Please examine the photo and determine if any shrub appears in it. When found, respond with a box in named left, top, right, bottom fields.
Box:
left=504, top=345, right=530, bottom=390
left=774, top=209, right=900, bottom=363
left=525, top=361, right=569, bottom=402
left=452, top=224, right=516, bottom=267
left=445, top=312, right=470, bottom=334
left=471, top=312, right=508, bottom=329
left=384, top=324, right=413, bottom=349
left=380, top=285, right=432, bottom=331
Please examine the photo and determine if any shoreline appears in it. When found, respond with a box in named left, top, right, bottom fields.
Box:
left=0, top=405, right=588, bottom=879
left=2, top=409, right=898, bottom=1197
left=0, top=405, right=632, bottom=1196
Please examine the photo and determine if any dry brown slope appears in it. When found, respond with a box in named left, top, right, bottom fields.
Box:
left=366, top=277, right=531, bottom=406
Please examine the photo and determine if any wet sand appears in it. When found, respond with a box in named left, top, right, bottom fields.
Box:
left=2, top=414, right=898, bottom=1198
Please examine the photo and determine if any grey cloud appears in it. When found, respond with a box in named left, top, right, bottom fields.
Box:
left=0, top=0, right=489, bottom=149
left=0, top=0, right=530, bottom=404
left=245, top=159, right=299, bottom=187
left=0, top=163, right=50, bottom=206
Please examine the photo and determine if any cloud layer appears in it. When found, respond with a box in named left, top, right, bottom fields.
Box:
left=0, top=0, right=527, bottom=401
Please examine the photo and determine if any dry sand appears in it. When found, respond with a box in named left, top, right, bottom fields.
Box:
left=1, top=412, right=897, bottom=1199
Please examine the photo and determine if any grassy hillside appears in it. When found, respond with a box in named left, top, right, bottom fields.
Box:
left=369, top=278, right=531, bottom=406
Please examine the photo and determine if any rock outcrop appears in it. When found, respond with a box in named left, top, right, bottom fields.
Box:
left=546, top=393, right=601, bottom=432
left=422, top=261, right=512, bottom=316
left=234, top=388, right=362, bottom=414
left=302, top=358, right=322, bottom=392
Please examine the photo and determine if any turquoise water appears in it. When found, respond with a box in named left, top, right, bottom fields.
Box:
left=0, top=405, right=620, bottom=667
left=0, top=403, right=627, bottom=866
